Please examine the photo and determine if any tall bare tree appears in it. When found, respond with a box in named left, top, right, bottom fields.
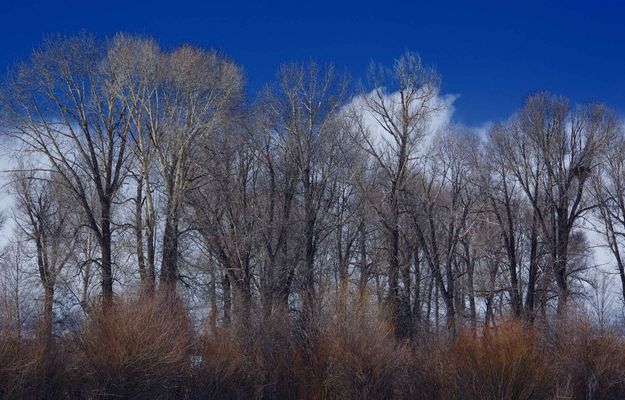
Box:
left=259, top=62, right=349, bottom=320
left=492, top=93, right=617, bottom=313
left=105, top=34, right=161, bottom=294
left=188, top=116, right=258, bottom=324
left=11, top=169, right=75, bottom=344
left=1, top=34, right=133, bottom=310
left=351, top=51, right=441, bottom=335
left=409, top=128, right=475, bottom=334
left=144, top=46, right=243, bottom=293
left=591, top=130, right=625, bottom=304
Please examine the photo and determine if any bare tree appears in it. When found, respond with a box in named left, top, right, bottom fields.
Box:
left=476, top=131, right=542, bottom=320
left=188, top=115, right=259, bottom=324
left=258, top=62, right=349, bottom=320
left=591, top=130, right=625, bottom=304
left=350, top=51, right=441, bottom=335
left=1, top=34, right=133, bottom=310
left=11, top=169, right=75, bottom=344
left=0, top=241, right=34, bottom=341
left=491, top=92, right=617, bottom=314
left=138, top=46, right=243, bottom=293
left=105, top=34, right=162, bottom=294
left=252, top=100, right=298, bottom=316
left=408, top=127, right=475, bottom=334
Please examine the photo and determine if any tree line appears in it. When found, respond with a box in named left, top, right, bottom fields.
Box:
left=0, top=32, right=623, bottom=346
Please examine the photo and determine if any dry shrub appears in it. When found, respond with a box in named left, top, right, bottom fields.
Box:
left=0, top=337, right=28, bottom=399
left=449, top=322, right=554, bottom=400
left=555, top=320, right=625, bottom=400
left=9, top=294, right=625, bottom=400
left=398, top=337, right=456, bottom=400
left=72, top=295, right=194, bottom=399
left=192, top=309, right=305, bottom=400
left=0, top=337, right=68, bottom=400
left=252, top=310, right=301, bottom=400
left=190, top=325, right=257, bottom=400
left=291, top=325, right=329, bottom=400
left=317, top=296, right=403, bottom=400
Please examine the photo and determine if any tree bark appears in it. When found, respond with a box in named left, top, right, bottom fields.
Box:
left=100, top=200, right=114, bottom=310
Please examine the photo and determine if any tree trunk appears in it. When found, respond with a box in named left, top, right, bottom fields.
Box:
left=400, top=248, right=413, bottom=337
left=413, top=248, right=422, bottom=334
left=135, top=178, right=148, bottom=294
left=466, top=257, right=477, bottom=331
left=234, top=277, right=252, bottom=327
left=100, top=200, right=114, bottom=310
left=303, top=210, right=316, bottom=321
left=525, top=212, right=539, bottom=322
left=160, top=209, right=179, bottom=293
left=223, top=273, right=231, bottom=325
left=388, top=183, right=401, bottom=335
left=505, top=214, right=522, bottom=319
left=358, top=221, right=369, bottom=293
left=261, top=258, right=275, bottom=319
left=146, top=220, right=156, bottom=294
left=425, top=273, right=434, bottom=332
left=42, top=285, right=54, bottom=345
left=208, top=260, right=217, bottom=331
left=555, top=221, right=569, bottom=315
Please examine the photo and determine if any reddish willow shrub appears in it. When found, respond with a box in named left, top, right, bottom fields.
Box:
left=448, top=322, right=554, bottom=400
left=0, top=334, right=70, bottom=399
left=553, top=319, right=625, bottom=400
left=2, top=298, right=625, bottom=399
left=71, top=296, right=194, bottom=399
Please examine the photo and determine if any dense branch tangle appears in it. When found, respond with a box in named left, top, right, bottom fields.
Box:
left=0, top=34, right=622, bottom=339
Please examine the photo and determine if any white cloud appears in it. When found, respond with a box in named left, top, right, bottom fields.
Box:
left=0, top=133, right=54, bottom=247
left=468, top=120, right=494, bottom=140
left=0, top=135, right=20, bottom=246
left=344, top=86, right=458, bottom=158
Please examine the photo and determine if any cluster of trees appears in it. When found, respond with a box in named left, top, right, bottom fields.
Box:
left=0, top=33, right=623, bottom=345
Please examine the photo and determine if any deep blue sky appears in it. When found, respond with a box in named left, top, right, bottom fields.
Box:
left=1, top=0, right=624, bottom=126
